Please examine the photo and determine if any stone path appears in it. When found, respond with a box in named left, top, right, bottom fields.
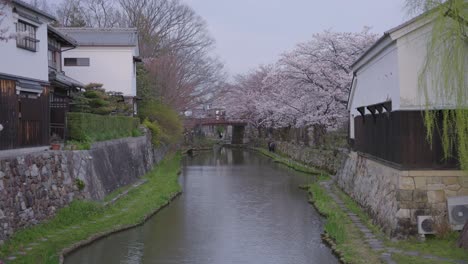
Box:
left=321, top=181, right=468, bottom=264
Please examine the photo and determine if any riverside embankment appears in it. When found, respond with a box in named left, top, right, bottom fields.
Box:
left=0, top=153, right=182, bottom=264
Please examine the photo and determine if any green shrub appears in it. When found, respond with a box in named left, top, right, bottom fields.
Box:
left=67, top=112, right=140, bottom=142
left=138, top=100, right=183, bottom=145
left=70, top=83, right=133, bottom=116
left=75, top=179, right=86, bottom=191
left=132, top=128, right=143, bottom=137
left=143, top=118, right=162, bottom=146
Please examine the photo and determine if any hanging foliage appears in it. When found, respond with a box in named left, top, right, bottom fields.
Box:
left=413, top=0, right=467, bottom=171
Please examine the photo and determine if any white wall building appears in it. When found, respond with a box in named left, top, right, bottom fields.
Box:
left=347, top=13, right=463, bottom=139
left=0, top=0, right=55, bottom=84
left=59, top=28, right=140, bottom=99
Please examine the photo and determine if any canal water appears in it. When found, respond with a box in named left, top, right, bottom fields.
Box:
left=66, top=148, right=338, bottom=264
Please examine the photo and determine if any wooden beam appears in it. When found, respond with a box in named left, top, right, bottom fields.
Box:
left=376, top=104, right=383, bottom=115
left=367, top=105, right=377, bottom=122
left=357, top=107, right=366, bottom=123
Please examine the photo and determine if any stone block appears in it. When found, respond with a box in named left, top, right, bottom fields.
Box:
left=443, top=177, right=459, bottom=185
left=396, top=209, right=410, bottom=219
left=399, top=177, right=415, bottom=190
left=446, top=184, right=461, bottom=191
left=427, top=176, right=442, bottom=184
left=460, top=177, right=468, bottom=187
left=414, top=177, right=427, bottom=190
left=30, top=165, right=39, bottom=177
left=0, top=171, right=5, bottom=179
left=458, top=188, right=468, bottom=196
left=427, top=184, right=445, bottom=191
left=445, top=189, right=458, bottom=198
left=411, top=209, right=431, bottom=221
left=430, top=202, right=447, bottom=213
left=399, top=201, right=427, bottom=210
left=413, top=190, right=428, bottom=203
left=397, top=190, right=413, bottom=201
left=428, top=190, right=445, bottom=203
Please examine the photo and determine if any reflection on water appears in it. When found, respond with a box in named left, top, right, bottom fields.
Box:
left=66, top=148, right=338, bottom=264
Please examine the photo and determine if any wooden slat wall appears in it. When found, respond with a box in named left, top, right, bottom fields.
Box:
left=0, top=80, right=50, bottom=150
left=354, top=111, right=458, bottom=169
left=18, top=88, right=50, bottom=148
left=0, top=80, right=19, bottom=150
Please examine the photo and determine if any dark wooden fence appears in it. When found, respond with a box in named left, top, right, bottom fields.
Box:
left=353, top=110, right=458, bottom=169
left=0, top=80, right=50, bottom=150
left=0, top=80, right=19, bottom=150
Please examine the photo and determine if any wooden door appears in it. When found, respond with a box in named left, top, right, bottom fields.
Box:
left=0, top=80, right=19, bottom=150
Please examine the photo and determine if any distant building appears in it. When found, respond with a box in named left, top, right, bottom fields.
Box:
left=59, top=28, right=141, bottom=114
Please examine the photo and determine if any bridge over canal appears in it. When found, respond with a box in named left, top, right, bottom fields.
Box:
left=183, top=117, right=248, bottom=145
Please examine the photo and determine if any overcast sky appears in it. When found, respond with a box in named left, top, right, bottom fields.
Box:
left=184, top=0, right=409, bottom=76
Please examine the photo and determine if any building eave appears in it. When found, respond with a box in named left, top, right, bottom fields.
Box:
left=351, top=7, right=438, bottom=72
left=12, top=0, right=56, bottom=22
left=0, top=72, right=49, bottom=86
left=48, top=26, right=77, bottom=47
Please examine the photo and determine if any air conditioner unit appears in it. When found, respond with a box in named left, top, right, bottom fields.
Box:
left=418, top=216, right=436, bottom=235
left=447, top=196, right=468, bottom=231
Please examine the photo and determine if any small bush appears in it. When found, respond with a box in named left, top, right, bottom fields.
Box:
left=132, top=128, right=143, bottom=137
left=75, top=179, right=86, bottom=191
left=143, top=118, right=162, bottom=146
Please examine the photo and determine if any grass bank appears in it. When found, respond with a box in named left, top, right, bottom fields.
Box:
left=0, top=153, right=182, bottom=264
left=308, top=181, right=383, bottom=263
left=332, top=184, right=468, bottom=262
left=309, top=179, right=468, bottom=264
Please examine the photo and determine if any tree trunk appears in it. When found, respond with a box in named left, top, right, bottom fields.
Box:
left=458, top=221, right=468, bottom=250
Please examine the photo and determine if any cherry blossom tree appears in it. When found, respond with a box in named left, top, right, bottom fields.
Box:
left=221, top=29, right=377, bottom=131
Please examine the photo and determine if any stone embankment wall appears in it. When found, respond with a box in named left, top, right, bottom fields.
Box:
left=336, top=151, right=468, bottom=236
left=0, top=132, right=166, bottom=244
left=274, top=141, right=347, bottom=174
left=247, top=126, right=348, bottom=173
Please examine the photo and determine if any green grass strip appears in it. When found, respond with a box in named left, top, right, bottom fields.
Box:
left=308, top=182, right=383, bottom=263
left=0, top=153, right=182, bottom=264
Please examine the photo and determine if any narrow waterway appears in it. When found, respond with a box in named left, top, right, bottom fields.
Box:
left=66, top=148, right=338, bottom=264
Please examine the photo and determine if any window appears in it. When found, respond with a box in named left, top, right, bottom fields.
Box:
left=64, top=58, right=90, bottom=66
left=16, top=21, right=38, bottom=52
left=48, top=38, right=61, bottom=69
left=48, top=50, right=57, bottom=68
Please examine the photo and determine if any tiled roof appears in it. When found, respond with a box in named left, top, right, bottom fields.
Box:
left=57, top=28, right=139, bottom=47
left=12, top=0, right=56, bottom=21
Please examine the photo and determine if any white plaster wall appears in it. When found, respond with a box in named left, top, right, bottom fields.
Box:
left=394, top=21, right=464, bottom=110
left=350, top=44, right=401, bottom=117
left=395, top=23, right=437, bottom=109
left=0, top=7, right=49, bottom=82
left=62, top=46, right=136, bottom=96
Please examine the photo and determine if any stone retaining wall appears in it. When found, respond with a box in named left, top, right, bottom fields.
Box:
left=335, top=151, right=468, bottom=236
left=274, top=141, right=347, bottom=174
left=0, top=131, right=166, bottom=244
